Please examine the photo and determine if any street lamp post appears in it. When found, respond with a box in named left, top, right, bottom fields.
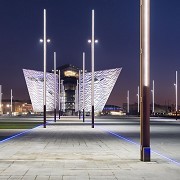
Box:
left=140, top=0, right=151, bottom=162
left=11, top=89, right=13, bottom=116
left=43, top=9, right=47, bottom=128
left=174, top=71, right=178, bottom=120
left=127, top=90, right=129, bottom=114
left=83, top=52, right=85, bottom=122
left=91, top=9, right=95, bottom=128
left=137, top=86, right=140, bottom=114
left=75, top=79, right=79, bottom=115
left=151, top=80, right=154, bottom=115
left=54, top=52, right=57, bottom=122
left=78, top=70, right=81, bottom=119
left=88, top=10, right=98, bottom=128
left=58, top=70, right=61, bottom=119
left=0, top=85, right=2, bottom=114
left=40, top=9, right=51, bottom=128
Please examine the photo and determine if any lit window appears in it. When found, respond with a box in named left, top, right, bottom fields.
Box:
left=64, top=70, right=77, bottom=77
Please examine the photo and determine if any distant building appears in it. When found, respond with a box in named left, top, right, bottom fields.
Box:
left=102, top=105, right=124, bottom=115
left=23, top=64, right=122, bottom=116
left=1, top=99, right=33, bottom=115
left=122, top=102, right=174, bottom=115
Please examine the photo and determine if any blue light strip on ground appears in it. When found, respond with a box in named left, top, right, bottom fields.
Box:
left=0, top=124, right=43, bottom=144
left=96, top=126, right=180, bottom=166
left=151, top=149, right=180, bottom=166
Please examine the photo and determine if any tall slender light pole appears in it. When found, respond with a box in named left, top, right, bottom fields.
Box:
left=91, top=9, right=95, bottom=128
left=40, top=9, right=51, bottom=127
left=43, top=9, right=47, bottom=128
left=140, top=0, right=151, bottom=162
left=61, top=80, right=64, bottom=114
left=127, top=90, right=129, bottom=114
left=75, top=79, right=79, bottom=114
left=78, top=70, right=81, bottom=119
left=88, top=10, right=98, bottom=128
left=151, top=80, right=155, bottom=115
left=137, top=86, right=140, bottom=114
left=83, top=52, right=85, bottom=122
left=11, top=89, right=13, bottom=116
left=174, top=71, right=178, bottom=120
left=0, top=85, right=2, bottom=114
left=58, top=70, right=61, bottom=119
left=54, top=52, right=56, bottom=122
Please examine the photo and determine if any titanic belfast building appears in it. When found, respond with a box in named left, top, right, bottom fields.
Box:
left=23, top=64, right=122, bottom=116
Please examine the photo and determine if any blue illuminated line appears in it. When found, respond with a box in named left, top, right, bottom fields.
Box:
left=151, top=150, right=180, bottom=166
left=97, top=126, right=139, bottom=146
left=96, top=125, right=180, bottom=166
left=0, top=124, right=43, bottom=144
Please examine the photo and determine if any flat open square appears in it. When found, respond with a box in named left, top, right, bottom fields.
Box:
left=0, top=116, right=179, bottom=179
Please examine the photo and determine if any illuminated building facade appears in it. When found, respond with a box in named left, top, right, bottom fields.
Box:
left=23, top=64, right=121, bottom=115
left=0, top=100, right=33, bottom=115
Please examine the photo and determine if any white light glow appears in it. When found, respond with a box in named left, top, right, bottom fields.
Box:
left=40, top=39, right=43, bottom=43
left=95, top=39, right=98, bottom=43
left=143, top=0, right=150, bottom=86
left=88, top=39, right=91, bottom=43
left=47, top=39, right=51, bottom=43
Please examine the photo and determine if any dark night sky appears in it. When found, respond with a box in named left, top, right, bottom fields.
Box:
left=0, top=0, right=179, bottom=107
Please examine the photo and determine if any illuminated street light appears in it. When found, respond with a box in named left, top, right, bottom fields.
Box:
left=40, top=9, right=51, bottom=128
left=88, top=39, right=98, bottom=44
left=140, top=0, right=151, bottom=162
left=40, top=38, right=51, bottom=43
left=88, top=10, right=98, bottom=128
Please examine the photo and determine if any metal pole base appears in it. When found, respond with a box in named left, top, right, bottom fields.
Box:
left=54, top=108, right=56, bottom=122
left=79, top=110, right=81, bottom=119
left=92, top=105, right=94, bottom=128
left=140, top=147, right=151, bottom=162
left=59, top=110, right=61, bottom=119
left=83, top=109, right=85, bottom=122
left=44, top=105, right=46, bottom=128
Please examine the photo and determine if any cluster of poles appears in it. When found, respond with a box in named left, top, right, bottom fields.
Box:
left=28, top=0, right=177, bottom=162
left=127, top=71, right=178, bottom=120
left=0, top=86, right=13, bottom=115
left=42, top=9, right=97, bottom=128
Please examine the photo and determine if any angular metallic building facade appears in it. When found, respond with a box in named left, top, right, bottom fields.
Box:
left=23, top=67, right=121, bottom=113
left=23, top=69, right=59, bottom=112
left=79, top=68, right=122, bottom=112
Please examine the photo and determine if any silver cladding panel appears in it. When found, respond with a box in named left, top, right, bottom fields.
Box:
left=23, top=69, right=58, bottom=112
left=79, top=68, right=122, bottom=112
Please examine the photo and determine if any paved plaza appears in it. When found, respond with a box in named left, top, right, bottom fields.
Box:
left=0, top=116, right=179, bottom=180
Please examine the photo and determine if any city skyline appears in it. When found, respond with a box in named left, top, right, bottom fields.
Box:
left=0, top=0, right=179, bottom=107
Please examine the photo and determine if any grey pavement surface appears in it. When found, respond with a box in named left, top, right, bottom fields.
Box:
left=0, top=116, right=179, bottom=180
